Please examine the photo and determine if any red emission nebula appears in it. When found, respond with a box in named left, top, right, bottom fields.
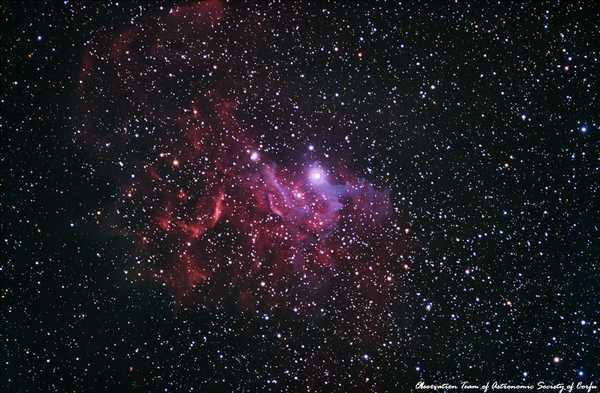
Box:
left=74, top=1, right=409, bottom=320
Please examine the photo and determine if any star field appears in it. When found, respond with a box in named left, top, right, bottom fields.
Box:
left=2, top=2, right=599, bottom=392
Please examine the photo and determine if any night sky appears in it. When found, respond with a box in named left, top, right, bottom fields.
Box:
left=2, top=1, right=599, bottom=392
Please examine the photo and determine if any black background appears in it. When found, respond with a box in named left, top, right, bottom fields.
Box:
left=2, top=2, right=599, bottom=392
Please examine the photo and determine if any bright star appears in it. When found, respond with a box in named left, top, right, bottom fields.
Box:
left=308, top=163, right=327, bottom=185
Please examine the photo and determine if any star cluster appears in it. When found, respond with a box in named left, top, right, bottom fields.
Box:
left=2, top=2, right=598, bottom=392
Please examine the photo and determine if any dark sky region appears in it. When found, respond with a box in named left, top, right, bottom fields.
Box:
left=2, top=1, right=598, bottom=392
